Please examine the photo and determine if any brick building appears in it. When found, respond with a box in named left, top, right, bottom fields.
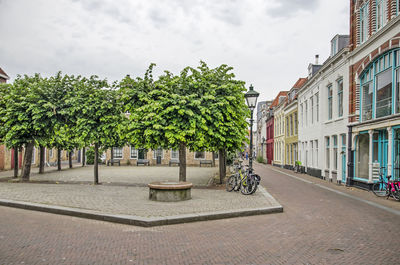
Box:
left=348, top=0, right=400, bottom=189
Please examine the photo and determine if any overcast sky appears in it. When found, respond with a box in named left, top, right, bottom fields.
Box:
left=0, top=0, right=349, bottom=101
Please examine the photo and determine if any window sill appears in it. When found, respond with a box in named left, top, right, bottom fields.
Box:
left=324, top=117, right=344, bottom=124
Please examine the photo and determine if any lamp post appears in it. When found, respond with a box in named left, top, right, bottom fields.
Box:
left=244, top=84, right=259, bottom=171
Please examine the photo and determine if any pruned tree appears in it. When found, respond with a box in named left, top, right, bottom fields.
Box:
left=189, top=62, right=249, bottom=183
left=119, top=65, right=206, bottom=181
left=72, top=76, right=125, bottom=184
left=0, top=74, right=54, bottom=180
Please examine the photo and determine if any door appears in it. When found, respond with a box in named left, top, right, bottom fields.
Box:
left=373, top=130, right=388, bottom=179
left=341, top=135, right=346, bottom=183
left=138, top=149, right=146, bottom=160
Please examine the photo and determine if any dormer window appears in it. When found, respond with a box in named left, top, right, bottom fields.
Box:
left=331, top=38, right=337, bottom=56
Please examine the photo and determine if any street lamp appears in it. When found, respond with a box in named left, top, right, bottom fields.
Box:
left=244, top=84, right=259, bottom=171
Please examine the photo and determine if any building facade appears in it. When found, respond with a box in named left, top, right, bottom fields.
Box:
left=283, top=78, right=306, bottom=169
left=273, top=93, right=288, bottom=166
left=298, top=57, right=324, bottom=178
left=266, top=108, right=274, bottom=164
left=348, top=0, right=400, bottom=189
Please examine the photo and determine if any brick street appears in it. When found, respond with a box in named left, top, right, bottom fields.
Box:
left=1, top=163, right=400, bottom=265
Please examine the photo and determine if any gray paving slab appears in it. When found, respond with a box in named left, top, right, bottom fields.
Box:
left=0, top=181, right=282, bottom=226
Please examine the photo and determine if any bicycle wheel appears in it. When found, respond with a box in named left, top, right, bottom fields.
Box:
left=372, top=181, right=389, bottom=197
left=240, top=178, right=255, bottom=195
left=226, top=175, right=236, bottom=192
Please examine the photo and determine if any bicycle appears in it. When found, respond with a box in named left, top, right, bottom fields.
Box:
left=293, top=161, right=302, bottom=173
left=226, top=163, right=260, bottom=195
left=372, top=174, right=400, bottom=201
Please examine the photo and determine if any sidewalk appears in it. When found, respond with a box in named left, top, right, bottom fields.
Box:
left=0, top=165, right=283, bottom=226
left=256, top=162, right=400, bottom=212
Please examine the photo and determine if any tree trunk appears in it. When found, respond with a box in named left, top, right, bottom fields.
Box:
left=13, top=147, right=18, bottom=178
left=219, top=149, right=226, bottom=184
left=212, top=152, right=216, bottom=167
left=94, top=143, right=99, bottom=184
left=82, top=147, right=86, bottom=167
left=39, top=146, right=45, bottom=174
left=20, top=142, right=34, bottom=181
left=179, top=142, right=186, bottom=182
left=69, top=151, right=73, bottom=168
left=57, top=148, right=62, bottom=171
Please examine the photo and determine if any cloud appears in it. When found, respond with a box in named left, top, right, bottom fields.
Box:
left=267, top=0, right=320, bottom=18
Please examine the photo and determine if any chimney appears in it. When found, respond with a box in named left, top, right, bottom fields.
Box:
left=315, top=54, right=319, bottom=65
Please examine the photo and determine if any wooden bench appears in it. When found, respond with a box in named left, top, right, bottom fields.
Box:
left=169, top=159, right=180, bottom=167
left=137, top=159, right=150, bottom=166
left=107, top=159, right=120, bottom=166
left=200, top=160, right=212, bottom=167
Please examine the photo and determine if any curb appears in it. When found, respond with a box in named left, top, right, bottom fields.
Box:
left=0, top=186, right=283, bottom=227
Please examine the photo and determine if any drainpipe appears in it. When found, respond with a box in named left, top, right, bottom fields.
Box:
left=347, top=125, right=353, bottom=186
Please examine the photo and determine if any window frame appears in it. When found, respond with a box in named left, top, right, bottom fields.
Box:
left=360, top=2, right=370, bottom=44
left=113, top=147, right=123, bottom=159
left=328, top=84, right=333, bottom=120
left=337, top=78, right=343, bottom=117
left=130, top=146, right=138, bottom=159
left=194, top=151, right=206, bottom=160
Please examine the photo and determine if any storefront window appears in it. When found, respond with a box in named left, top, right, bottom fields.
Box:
left=362, top=82, right=373, bottom=121
left=394, top=128, right=400, bottom=181
left=355, top=134, right=369, bottom=180
left=396, top=69, right=399, bottom=113
left=375, top=69, right=392, bottom=118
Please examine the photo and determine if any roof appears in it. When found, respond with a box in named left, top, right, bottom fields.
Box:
left=292, top=78, right=307, bottom=89
left=270, top=91, right=288, bottom=108
left=0, top=67, right=9, bottom=80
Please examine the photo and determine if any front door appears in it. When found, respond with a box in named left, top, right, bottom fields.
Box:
left=138, top=149, right=147, bottom=160
left=341, top=134, right=346, bottom=183
left=373, top=130, right=388, bottom=179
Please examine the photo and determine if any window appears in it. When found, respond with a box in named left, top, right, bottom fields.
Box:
left=315, top=140, right=319, bottom=167
left=397, top=68, right=400, bottom=113
left=355, top=134, right=370, bottom=180
left=130, top=147, right=138, bottom=159
left=326, top=137, right=330, bottom=169
left=376, top=0, right=387, bottom=30
left=294, top=113, right=298, bottom=135
left=153, top=148, right=164, bottom=159
left=394, top=128, right=400, bottom=181
left=305, top=100, right=308, bottom=126
left=171, top=149, right=179, bottom=159
left=286, top=117, right=289, bottom=136
left=315, top=92, right=319, bottom=122
left=338, top=79, right=343, bottom=117
left=328, top=85, right=333, bottom=120
left=311, top=141, right=314, bottom=167
left=331, top=38, right=337, bottom=56
left=360, top=3, right=369, bottom=43
left=195, top=151, right=205, bottom=160
left=333, top=135, right=338, bottom=171
left=311, top=97, right=314, bottom=124
left=290, top=115, right=293, bottom=136
left=32, top=147, right=36, bottom=164
left=49, top=149, right=53, bottom=158
left=113, top=147, right=123, bottom=159
left=300, top=104, right=303, bottom=127
left=375, top=69, right=392, bottom=118
left=362, top=81, right=373, bottom=121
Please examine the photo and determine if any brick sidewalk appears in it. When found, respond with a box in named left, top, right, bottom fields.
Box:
left=257, top=163, right=400, bottom=212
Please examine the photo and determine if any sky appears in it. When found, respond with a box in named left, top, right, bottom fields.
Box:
left=0, top=0, right=349, bottom=102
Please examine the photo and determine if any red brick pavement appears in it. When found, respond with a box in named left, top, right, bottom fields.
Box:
left=1, top=164, right=399, bottom=264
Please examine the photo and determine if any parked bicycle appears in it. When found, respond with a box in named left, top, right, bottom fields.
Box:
left=293, top=160, right=302, bottom=173
left=226, top=162, right=260, bottom=195
left=372, top=172, right=400, bottom=201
